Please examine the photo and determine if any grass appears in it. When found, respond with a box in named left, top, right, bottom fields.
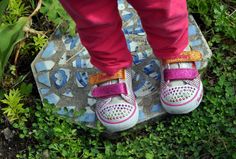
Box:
left=0, top=0, right=235, bottom=158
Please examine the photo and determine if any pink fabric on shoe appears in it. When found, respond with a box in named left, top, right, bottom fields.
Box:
left=92, top=83, right=127, bottom=98
left=164, top=68, right=199, bottom=81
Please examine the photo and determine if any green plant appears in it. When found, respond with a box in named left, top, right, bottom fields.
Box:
left=0, top=17, right=29, bottom=79
left=213, top=5, right=236, bottom=40
left=40, top=0, right=76, bottom=35
left=19, top=82, right=33, bottom=97
left=33, top=34, right=48, bottom=51
left=1, top=0, right=30, bottom=24
left=16, top=101, right=104, bottom=159
left=0, top=89, right=28, bottom=122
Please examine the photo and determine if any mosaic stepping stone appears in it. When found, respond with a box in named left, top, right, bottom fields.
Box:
left=31, top=0, right=212, bottom=132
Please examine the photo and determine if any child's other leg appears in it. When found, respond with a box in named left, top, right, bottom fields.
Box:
left=60, top=0, right=132, bottom=75
left=127, top=0, right=188, bottom=59
left=128, top=0, right=203, bottom=114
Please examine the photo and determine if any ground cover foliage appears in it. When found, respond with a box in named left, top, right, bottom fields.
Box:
left=0, top=0, right=235, bottom=158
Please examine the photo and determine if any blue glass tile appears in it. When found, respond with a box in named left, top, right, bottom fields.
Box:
left=143, top=60, right=160, bottom=80
left=195, top=61, right=202, bottom=70
left=54, top=29, right=62, bottom=38
left=35, top=61, right=55, bottom=72
left=51, top=69, right=70, bottom=89
left=39, top=88, right=49, bottom=95
left=151, top=104, right=162, bottom=113
left=44, top=93, right=60, bottom=105
left=65, top=106, right=76, bottom=117
left=122, top=11, right=133, bottom=21
left=188, top=25, right=197, bottom=36
left=133, top=52, right=148, bottom=65
left=63, top=89, right=73, bottom=97
left=73, top=58, right=93, bottom=68
left=138, top=110, right=145, bottom=121
left=127, top=40, right=138, bottom=52
left=58, top=53, right=67, bottom=65
left=77, top=112, right=96, bottom=122
left=41, top=42, right=56, bottom=58
left=63, top=35, right=80, bottom=50
left=75, top=72, right=88, bottom=87
left=57, top=107, right=67, bottom=115
left=118, top=0, right=125, bottom=10
left=190, top=39, right=202, bottom=47
left=38, top=72, right=51, bottom=87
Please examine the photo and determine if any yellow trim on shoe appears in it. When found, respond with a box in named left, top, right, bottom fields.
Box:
left=164, top=50, right=202, bottom=64
left=89, top=69, right=126, bottom=85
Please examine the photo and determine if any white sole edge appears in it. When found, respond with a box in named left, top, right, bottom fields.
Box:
left=97, top=102, right=139, bottom=133
left=161, top=82, right=203, bottom=114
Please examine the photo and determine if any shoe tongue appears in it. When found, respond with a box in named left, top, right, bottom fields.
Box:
left=169, top=62, right=193, bottom=69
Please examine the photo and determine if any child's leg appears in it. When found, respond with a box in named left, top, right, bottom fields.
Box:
left=60, top=0, right=132, bottom=75
left=127, top=0, right=189, bottom=59
left=60, top=0, right=139, bottom=132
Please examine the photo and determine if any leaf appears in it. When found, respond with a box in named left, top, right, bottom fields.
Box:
left=20, top=82, right=33, bottom=96
left=0, top=17, right=29, bottom=79
left=145, top=152, right=154, bottom=159
left=0, top=0, right=9, bottom=15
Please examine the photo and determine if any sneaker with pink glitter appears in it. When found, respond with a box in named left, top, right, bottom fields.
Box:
left=160, top=48, right=203, bottom=114
left=89, top=68, right=139, bottom=132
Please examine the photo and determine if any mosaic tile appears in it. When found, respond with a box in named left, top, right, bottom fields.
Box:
left=118, top=1, right=125, bottom=10
left=44, top=93, right=60, bottom=105
left=127, top=40, right=138, bottom=52
left=66, top=106, right=76, bottom=117
left=122, top=11, right=134, bottom=21
left=58, top=53, right=67, bottom=65
left=63, top=89, right=74, bottom=97
left=190, top=39, right=202, bottom=47
left=39, top=88, right=50, bottom=95
left=41, top=42, right=57, bottom=58
left=35, top=61, right=55, bottom=72
left=38, top=72, right=51, bottom=87
left=51, top=68, right=70, bottom=89
left=77, top=107, right=96, bottom=123
left=72, top=58, right=93, bottom=68
left=138, top=110, right=145, bottom=121
left=75, top=72, right=88, bottom=88
left=134, top=76, right=156, bottom=97
left=150, top=104, right=162, bottom=113
left=62, top=35, right=80, bottom=51
left=188, top=25, right=198, bottom=36
left=143, top=60, right=161, bottom=80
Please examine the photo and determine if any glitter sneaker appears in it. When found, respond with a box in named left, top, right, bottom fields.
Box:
left=160, top=49, right=203, bottom=114
left=89, top=68, right=139, bottom=132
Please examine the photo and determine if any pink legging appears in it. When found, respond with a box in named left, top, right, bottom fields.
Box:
left=60, top=0, right=189, bottom=75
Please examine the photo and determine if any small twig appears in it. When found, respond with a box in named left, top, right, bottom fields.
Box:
left=23, top=27, right=46, bottom=35
left=14, top=41, right=25, bottom=68
left=229, top=9, right=236, bottom=16
left=29, top=0, right=42, bottom=19
left=65, top=45, right=84, bottom=64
